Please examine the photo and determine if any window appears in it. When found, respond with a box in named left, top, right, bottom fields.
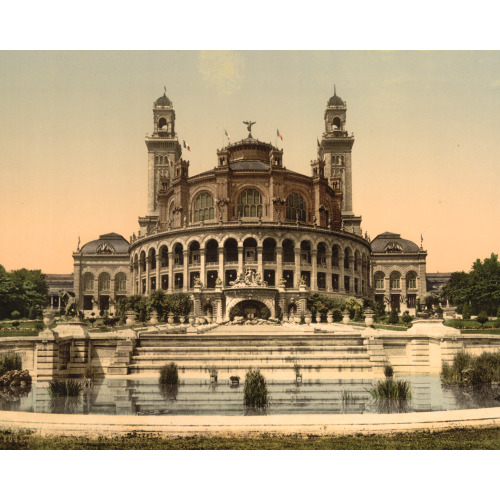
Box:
left=115, top=273, right=127, bottom=292
left=344, top=276, right=350, bottom=292
left=83, top=273, right=94, bottom=291
left=390, top=273, right=401, bottom=290
left=193, top=192, right=215, bottom=222
left=238, top=189, right=262, bottom=218
left=285, top=193, right=306, bottom=222
left=407, top=272, right=417, bottom=289
left=98, top=273, right=110, bottom=291
left=374, top=272, right=385, bottom=290
left=332, top=274, right=339, bottom=291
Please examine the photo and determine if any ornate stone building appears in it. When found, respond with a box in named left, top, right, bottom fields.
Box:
left=72, top=89, right=427, bottom=319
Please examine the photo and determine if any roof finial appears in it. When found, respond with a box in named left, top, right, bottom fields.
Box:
left=334, top=84, right=337, bottom=96
left=164, top=85, right=167, bottom=96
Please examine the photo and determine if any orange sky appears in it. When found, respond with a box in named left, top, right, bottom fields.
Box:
left=0, top=51, right=499, bottom=275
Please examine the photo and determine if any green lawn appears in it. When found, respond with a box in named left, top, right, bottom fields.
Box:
left=1, top=427, right=499, bottom=450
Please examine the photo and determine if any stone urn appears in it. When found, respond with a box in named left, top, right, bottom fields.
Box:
left=42, top=309, right=55, bottom=330
left=188, top=315, right=195, bottom=326
left=326, top=312, right=333, bottom=324
left=364, top=308, right=374, bottom=327
left=168, top=313, right=174, bottom=325
left=149, top=311, right=158, bottom=325
left=315, top=313, right=321, bottom=324
left=305, top=314, right=312, bottom=325
left=179, top=316, right=185, bottom=324
left=342, top=309, right=350, bottom=325
left=294, top=315, right=301, bottom=324
left=125, top=311, right=136, bottom=327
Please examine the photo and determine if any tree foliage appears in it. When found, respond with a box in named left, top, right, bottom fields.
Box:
left=442, top=253, right=500, bottom=315
left=0, top=266, right=48, bottom=319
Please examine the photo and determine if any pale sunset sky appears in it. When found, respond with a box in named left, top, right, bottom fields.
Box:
left=1, top=50, right=499, bottom=275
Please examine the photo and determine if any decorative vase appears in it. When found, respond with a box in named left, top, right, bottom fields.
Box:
left=168, top=313, right=174, bottom=325
left=305, top=315, right=312, bottom=325
left=326, top=312, right=333, bottom=324
left=43, top=309, right=55, bottom=329
left=149, top=311, right=158, bottom=325
left=342, top=309, right=350, bottom=325
left=188, top=315, right=195, bottom=325
left=179, top=316, right=185, bottom=324
left=364, top=308, right=374, bottom=327
left=315, top=314, right=321, bottom=323
left=125, top=311, right=136, bottom=327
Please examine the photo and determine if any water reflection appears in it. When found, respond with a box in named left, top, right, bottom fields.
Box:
left=0, top=376, right=498, bottom=416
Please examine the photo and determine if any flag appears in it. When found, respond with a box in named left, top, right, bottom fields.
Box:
left=317, top=138, right=322, bottom=148
left=277, top=129, right=283, bottom=140
left=183, top=140, right=191, bottom=152
left=225, top=129, right=230, bottom=140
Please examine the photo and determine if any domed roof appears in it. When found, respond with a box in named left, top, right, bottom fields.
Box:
left=370, top=232, right=420, bottom=253
left=80, top=233, right=130, bottom=255
left=155, top=92, right=172, bottom=107
left=328, top=86, right=345, bottom=107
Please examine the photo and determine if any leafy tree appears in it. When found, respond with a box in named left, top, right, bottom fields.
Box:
left=476, top=311, right=489, bottom=326
left=387, top=310, right=399, bottom=324
left=462, top=303, right=472, bottom=320
left=442, top=254, right=500, bottom=316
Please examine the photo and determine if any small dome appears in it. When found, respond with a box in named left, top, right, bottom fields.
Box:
left=328, top=86, right=344, bottom=106
left=80, top=232, right=130, bottom=255
left=370, top=232, right=420, bottom=253
left=155, top=92, right=172, bottom=107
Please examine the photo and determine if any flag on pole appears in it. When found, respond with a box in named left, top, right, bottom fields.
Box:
left=225, top=130, right=230, bottom=141
left=183, top=140, right=191, bottom=152
left=277, top=129, right=283, bottom=140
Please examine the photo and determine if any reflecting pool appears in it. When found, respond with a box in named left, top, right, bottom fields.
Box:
left=0, top=376, right=499, bottom=416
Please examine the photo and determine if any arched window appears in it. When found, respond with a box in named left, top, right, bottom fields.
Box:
left=98, top=273, right=111, bottom=292
left=390, top=272, right=401, bottom=290
left=406, top=272, right=417, bottom=289
left=238, top=189, right=262, bottom=218
left=285, top=193, right=306, bottom=222
left=115, top=272, right=127, bottom=292
left=193, top=192, right=215, bottom=222
left=83, top=273, right=94, bottom=291
left=374, top=272, right=385, bottom=290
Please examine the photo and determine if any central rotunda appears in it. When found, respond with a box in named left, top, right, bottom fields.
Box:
left=126, top=89, right=371, bottom=321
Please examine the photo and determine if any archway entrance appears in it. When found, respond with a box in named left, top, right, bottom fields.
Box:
left=235, top=300, right=268, bottom=320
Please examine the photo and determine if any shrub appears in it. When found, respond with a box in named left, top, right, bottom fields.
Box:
left=11, top=311, right=21, bottom=320
left=159, top=362, right=179, bottom=385
left=494, top=320, right=500, bottom=329
left=384, top=364, right=394, bottom=378
left=373, top=302, right=386, bottom=322
left=387, top=310, right=399, bottom=325
left=476, top=311, right=489, bottom=326
left=0, top=351, right=22, bottom=376
left=368, top=379, right=411, bottom=399
left=462, top=303, right=472, bottom=320
left=353, top=309, right=363, bottom=322
left=401, top=311, right=413, bottom=326
left=12, top=321, right=20, bottom=328
left=47, top=379, right=84, bottom=397
left=244, top=369, right=269, bottom=408
left=331, top=309, right=343, bottom=322
left=300, top=314, right=305, bottom=324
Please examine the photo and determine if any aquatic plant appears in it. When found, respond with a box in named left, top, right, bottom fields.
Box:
left=368, top=379, right=411, bottom=400
left=442, top=350, right=500, bottom=386
left=0, top=351, right=22, bottom=376
left=244, top=369, right=269, bottom=408
left=47, top=379, right=84, bottom=398
left=293, top=362, right=301, bottom=378
left=208, top=366, right=218, bottom=381
left=159, top=362, right=179, bottom=385
left=384, top=364, right=394, bottom=378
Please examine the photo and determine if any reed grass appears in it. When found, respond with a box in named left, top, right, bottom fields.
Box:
left=368, top=379, right=412, bottom=400
left=47, top=379, right=84, bottom=398
left=244, top=369, right=269, bottom=408
left=159, top=362, right=179, bottom=385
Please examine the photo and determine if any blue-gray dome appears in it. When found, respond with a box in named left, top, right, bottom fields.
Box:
left=80, top=233, right=130, bottom=254
left=371, top=232, right=420, bottom=253
left=155, top=92, right=172, bottom=107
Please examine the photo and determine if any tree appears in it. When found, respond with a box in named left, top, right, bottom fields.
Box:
left=462, top=303, right=472, bottom=320
left=476, top=311, right=489, bottom=326
left=442, top=254, right=500, bottom=316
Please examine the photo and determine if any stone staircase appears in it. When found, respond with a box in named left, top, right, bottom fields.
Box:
left=128, top=331, right=376, bottom=379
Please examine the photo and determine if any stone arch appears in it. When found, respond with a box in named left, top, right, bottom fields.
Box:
left=225, top=297, right=275, bottom=320
left=191, top=190, right=216, bottom=222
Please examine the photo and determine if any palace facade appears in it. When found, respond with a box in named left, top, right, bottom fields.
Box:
left=72, top=89, right=427, bottom=320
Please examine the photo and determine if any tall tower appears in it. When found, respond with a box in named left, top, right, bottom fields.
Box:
left=145, top=90, right=182, bottom=216
left=321, top=87, right=362, bottom=235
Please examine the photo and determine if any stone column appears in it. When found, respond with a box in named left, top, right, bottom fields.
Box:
left=156, top=260, right=161, bottom=292
left=218, top=247, right=224, bottom=283
left=276, top=247, right=283, bottom=282
left=384, top=277, right=390, bottom=305
left=339, top=255, right=345, bottom=292
left=326, top=251, right=332, bottom=292
left=200, top=248, right=206, bottom=287
left=168, top=254, right=174, bottom=292
left=257, top=246, right=263, bottom=278
left=294, top=248, right=301, bottom=288
left=183, top=250, right=189, bottom=292
left=311, top=249, right=318, bottom=291
left=137, top=262, right=142, bottom=295
left=130, top=265, right=135, bottom=295
left=238, top=246, right=244, bottom=274
left=145, top=257, right=150, bottom=294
